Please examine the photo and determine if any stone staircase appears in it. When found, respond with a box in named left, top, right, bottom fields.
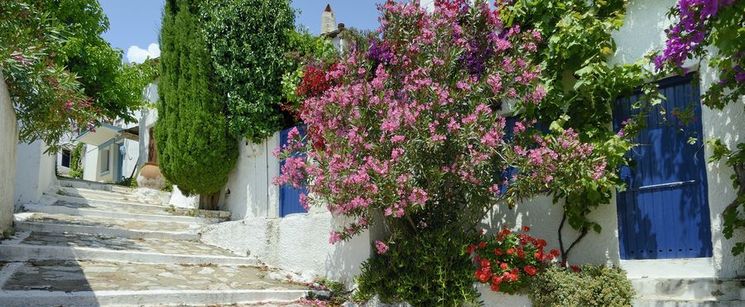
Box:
left=0, top=179, right=310, bottom=306
left=623, top=259, right=745, bottom=306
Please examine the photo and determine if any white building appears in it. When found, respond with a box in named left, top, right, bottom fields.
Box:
left=195, top=1, right=744, bottom=304
left=76, top=84, right=159, bottom=184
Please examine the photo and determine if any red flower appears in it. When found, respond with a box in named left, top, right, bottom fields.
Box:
left=524, top=265, right=537, bottom=276
left=490, top=282, right=500, bottom=292
left=477, top=272, right=490, bottom=283
left=570, top=264, right=581, bottom=273
left=536, top=239, right=547, bottom=248
left=506, top=248, right=515, bottom=255
left=466, top=244, right=477, bottom=254
left=494, top=248, right=503, bottom=256
left=517, top=248, right=525, bottom=259
left=491, top=275, right=503, bottom=285
left=480, top=258, right=491, bottom=268
left=499, top=228, right=512, bottom=236
left=500, top=262, right=509, bottom=270
left=478, top=241, right=487, bottom=249
left=549, top=249, right=561, bottom=258
left=522, top=225, right=530, bottom=232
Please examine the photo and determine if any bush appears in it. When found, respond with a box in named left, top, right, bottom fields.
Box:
left=528, top=265, right=634, bottom=307
left=469, top=227, right=559, bottom=294
left=68, top=143, right=85, bottom=179
left=354, top=228, right=481, bottom=306
left=199, top=0, right=295, bottom=142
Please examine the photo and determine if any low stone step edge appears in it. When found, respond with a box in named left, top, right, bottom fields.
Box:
left=0, top=244, right=257, bottom=266
left=0, top=289, right=310, bottom=307
left=23, top=203, right=218, bottom=225
left=47, top=193, right=167, bottom=210
left=15, top=221, right=199, bottom=241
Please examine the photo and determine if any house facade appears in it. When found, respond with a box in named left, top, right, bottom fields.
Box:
left=77, top=84, right=159, bottom=184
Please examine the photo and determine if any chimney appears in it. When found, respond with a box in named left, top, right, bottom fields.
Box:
left=321, top=4, right=337, bottom=35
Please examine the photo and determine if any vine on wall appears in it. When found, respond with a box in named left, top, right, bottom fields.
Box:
left=654, top=0, right=744, bottom=256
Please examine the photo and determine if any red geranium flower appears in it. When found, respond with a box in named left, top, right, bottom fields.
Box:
left=524, top=265, right=537, bottom=276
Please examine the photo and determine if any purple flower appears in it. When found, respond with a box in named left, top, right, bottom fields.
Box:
left=367, top=41, right=394, bottom=66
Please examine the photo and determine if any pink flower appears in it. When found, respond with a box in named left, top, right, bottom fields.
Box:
left=329, top=231, right=342, bottom=244
left=375, top=240, right=389, bottom=254
left=391, top=135, right=406, bottom=143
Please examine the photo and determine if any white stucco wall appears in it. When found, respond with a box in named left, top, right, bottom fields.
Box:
left=0, top=73, right=17, bottom=233
left=15, top=140, right=57, bottom=206
left=222, top=134, right=280, bottom=220
left=120, top=139, right=139, bottom=180
left=168, top=185, right=199, bottom=209
left=83, top=144, right=98, bottom=181
left=200, top=210, right=372, bottom=285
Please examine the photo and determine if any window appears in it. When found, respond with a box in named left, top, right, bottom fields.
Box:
left=61, top=150, right=71, bottom=168
left=100, top=148, right=110, bottom=173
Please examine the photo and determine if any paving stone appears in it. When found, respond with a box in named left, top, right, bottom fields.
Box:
left=2, top=260, right=306, bottom=292
left=22, top=212, right=197, bottom=232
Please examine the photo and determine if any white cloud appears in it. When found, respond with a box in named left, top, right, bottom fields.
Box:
left=126, top=43, right=160, bottom=64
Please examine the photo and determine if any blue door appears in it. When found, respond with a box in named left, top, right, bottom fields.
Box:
left=613, top=74, right=712, bottom=259
left=279, top=126, right=308, bottom=217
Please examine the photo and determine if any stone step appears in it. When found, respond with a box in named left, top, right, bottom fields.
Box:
left=46, top=192, right=170, bottom=212
left=0, top=231, right=255, bottom=265
left=631, top=277, right=745, bottom=302
left=57, top=177, right=118, bottom=192
left=14, top=212, right=199, bottom=241
left=22, top=201, right=218, bottom=224
left=55, top=186, right=163, bottom=205
left=0, top=260, right=309, bottom=307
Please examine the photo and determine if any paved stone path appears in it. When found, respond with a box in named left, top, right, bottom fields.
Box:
left=0, top=178, right=310, bottom=306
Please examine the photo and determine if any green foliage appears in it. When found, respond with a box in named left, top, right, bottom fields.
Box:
left=0, top=0, right=149, bottom=151
left=68, top=143, right=85, bottom=179
left=156, top=0, right=237, bottom=195
left=529, top=265, right=635, bottom=307
left=280, top=29, right=337, bottom=124
left=709, top=140, right=745, bottom=256
left=354, top=228, right=480, bottom=307
left=199, top=0, right=295, bottom=142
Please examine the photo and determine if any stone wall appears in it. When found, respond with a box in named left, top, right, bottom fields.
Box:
left=0, top=72, right=17, bottom=233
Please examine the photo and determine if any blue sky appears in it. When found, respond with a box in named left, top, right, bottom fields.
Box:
left=99, top=0, right=383, bottom=63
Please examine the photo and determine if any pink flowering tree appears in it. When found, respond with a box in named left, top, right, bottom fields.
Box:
left=276, top=0, right=545, bottom=244
left=274, top=0, right=625, bottom=303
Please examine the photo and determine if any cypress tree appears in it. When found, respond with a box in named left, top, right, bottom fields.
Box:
left=156, top=0, right=237, bottom=196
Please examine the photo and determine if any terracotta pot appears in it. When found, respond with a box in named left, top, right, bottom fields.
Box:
left=137, top=163, right=165, bottom=189
left=140, top=163, right=162, bottom=180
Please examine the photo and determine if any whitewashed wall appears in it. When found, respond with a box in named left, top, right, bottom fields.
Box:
left=222, top=134, right=280, bottom=220
left=15, top=140, right=57, bottom=205
left=202, top=134, right=372, bottom=285
left=0, top=73, right=17, bottom=233
left=82, top=144, right=98, bottom=181
left=610, top=0, right=745, bottom=278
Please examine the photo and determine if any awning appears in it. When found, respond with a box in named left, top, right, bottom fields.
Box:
left=76, top=123, right=123, bottom=146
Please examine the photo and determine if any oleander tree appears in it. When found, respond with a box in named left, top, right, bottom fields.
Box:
left=0, top=0, right=150, bottom=151
left=274, top=1, right=621, bottom=304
